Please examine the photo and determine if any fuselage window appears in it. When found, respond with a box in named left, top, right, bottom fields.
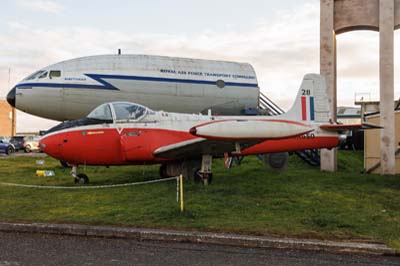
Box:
left=49, top=70, right=61, bottom=79
left=216, top=79, right=225, bottom=88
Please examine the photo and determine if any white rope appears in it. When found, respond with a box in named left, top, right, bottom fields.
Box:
left=0, top=176, right=178, bottom=190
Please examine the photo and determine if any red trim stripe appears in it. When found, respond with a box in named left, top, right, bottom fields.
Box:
left=301, top=96, right=307, bottom=121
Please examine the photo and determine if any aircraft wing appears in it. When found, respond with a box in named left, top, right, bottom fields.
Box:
left=320, top=122, right=382, bottom=131
left=153, top=138, right=263, bottom=159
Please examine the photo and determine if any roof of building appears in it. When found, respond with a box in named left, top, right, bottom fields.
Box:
left=337, top=106, right=361, bottom=118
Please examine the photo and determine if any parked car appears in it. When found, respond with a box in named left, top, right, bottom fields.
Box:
left=0, top=136, right=9, bottom=142
left=0, top=140, right=15, bottom=155
left=9, top=136, right=40, bottom=153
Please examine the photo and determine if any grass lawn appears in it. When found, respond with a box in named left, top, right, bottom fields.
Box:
left=0, top=151, right=399, bottom=250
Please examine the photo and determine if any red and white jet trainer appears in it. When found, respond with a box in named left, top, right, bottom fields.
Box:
left=39, top=74, right=373, bottom=184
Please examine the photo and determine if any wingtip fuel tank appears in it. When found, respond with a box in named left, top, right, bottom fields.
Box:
left=189, top=119, right=313, bottom=140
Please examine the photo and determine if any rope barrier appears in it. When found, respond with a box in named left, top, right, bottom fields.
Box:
left=0, top=176, right=178, bottom=190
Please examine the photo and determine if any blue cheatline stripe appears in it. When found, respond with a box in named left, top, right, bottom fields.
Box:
left=16, top=73, right=258, bottom=91
left=15, top=83, right=112, bottom=90
left=88, top=73, right=258, bottom=88
left=309, top=96, right=315, bottom=121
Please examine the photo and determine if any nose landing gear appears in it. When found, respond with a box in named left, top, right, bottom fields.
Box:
left=71, top=165, right=89, bottom=184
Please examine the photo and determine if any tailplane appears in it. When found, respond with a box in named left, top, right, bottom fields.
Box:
left=279, top=74, right=331, bottom=123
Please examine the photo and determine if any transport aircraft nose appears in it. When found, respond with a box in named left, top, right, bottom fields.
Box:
left=6, top=87, right=16, bottom=107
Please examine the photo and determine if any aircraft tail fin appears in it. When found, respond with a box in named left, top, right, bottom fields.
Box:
left=280, top=74, right=331, bottom=123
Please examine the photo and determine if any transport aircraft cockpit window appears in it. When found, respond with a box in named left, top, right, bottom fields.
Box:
left=38, top=71, right=48, bottom=79
left=87, top=103, right=113, bottom=121
left=24, top=70, right=47, bottom=81
left=112, top=102, right=148, bottom=122
left=49, top=70, right=61, bottom=79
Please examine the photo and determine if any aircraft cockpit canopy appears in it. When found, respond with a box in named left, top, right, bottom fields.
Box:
left=87, top=103, right=113, bottom=121
left=87, top=102, right=153, bottom=123
left=46, top=102, right=154, bottom=135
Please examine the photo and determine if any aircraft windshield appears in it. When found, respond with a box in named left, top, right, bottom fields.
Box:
left=87, top=103, right=113, bottom=121
left=24, top=70, right=47, bottom=81
left=112, top=102, right=148, bottom=122
left=47, top=102, right=152, bottom=134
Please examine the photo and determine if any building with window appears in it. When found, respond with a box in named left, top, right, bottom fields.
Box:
left=0, top=100, right=13, bottom=137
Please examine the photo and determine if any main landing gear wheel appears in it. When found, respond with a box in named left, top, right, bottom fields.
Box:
left=74, top=173, right=89, bottom=184
left=202, top=173, right=213, bottom=185
left=207, top=173, right=213, bottom=184
left=194, top=169, right=213, bottom=184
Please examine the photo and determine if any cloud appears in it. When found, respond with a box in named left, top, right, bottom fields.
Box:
left=16, top=0, right=64, bottom=13
left=1, top=1, right=399, bottom=132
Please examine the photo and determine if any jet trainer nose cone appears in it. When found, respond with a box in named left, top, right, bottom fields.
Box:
left=6, top=87, right=16, bottom=107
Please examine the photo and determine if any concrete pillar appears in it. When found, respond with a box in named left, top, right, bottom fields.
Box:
left=379, top=0, right=396, bottom=175
left=320, top=0, right=338, bottom=171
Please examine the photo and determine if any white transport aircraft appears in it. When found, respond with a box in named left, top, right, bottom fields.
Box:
left=7, top=54, right=261, bottom=121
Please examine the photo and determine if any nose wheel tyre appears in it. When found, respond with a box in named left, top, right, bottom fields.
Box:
left=74, top=173, right=89, bottom=184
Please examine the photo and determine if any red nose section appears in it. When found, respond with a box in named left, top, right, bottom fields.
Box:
left=39, top=135, right=62, bottom=160
left=38, top=139, right=45, bottom=152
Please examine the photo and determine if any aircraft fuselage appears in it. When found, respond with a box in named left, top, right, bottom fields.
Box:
left=7, top=54, right=260, bottom=121
left=40, top=107, right=339, bottom=166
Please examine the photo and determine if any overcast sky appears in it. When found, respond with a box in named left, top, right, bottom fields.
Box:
left=1, top=0, right=400, bottom=132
